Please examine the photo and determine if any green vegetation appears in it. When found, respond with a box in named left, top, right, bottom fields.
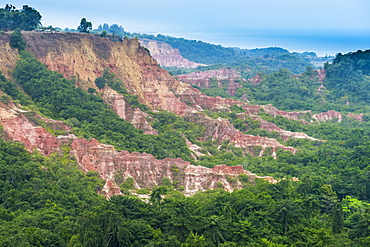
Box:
left=97, top=23, right=125, bottom=37
left=12, top=51, right=195, bottom=161
left=138, top=33, right=313, bottom=74
left=0, top=4, right=41, bottom=31
left=95, top=68, right=151, bottom=112
left=9, top=27, right=26, bottom=50
left=324, top=50, right=370, bottom=106
left=1, top=16, right=370, bottom=245
left=1, top=138, right=370, bottom=245
left=77, top=18, right=92, bottom=33
left=194, top=64, right=370, bottom=114
left=0, top=138, right=106, bottom=246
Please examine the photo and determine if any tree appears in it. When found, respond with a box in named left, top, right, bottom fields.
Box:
left=77, top=18, right=92, bottom=33
left=0, top=5, right=41, bottom=30
left=10, top=28, right=26, bottom=51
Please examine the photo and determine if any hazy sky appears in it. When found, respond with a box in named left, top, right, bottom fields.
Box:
left=4, top=0, right=370, bottom=56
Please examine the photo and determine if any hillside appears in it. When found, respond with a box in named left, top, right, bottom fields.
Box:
left=136, top=33, right=333, bottom=75
left=139, top=38, right=206, bottom=69
left=1, top=30, right=370, bottom=246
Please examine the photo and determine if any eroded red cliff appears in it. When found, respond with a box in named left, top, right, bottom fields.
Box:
left=70, top=137, right=276, bottom=197
left=0, top=98, right=276, bottom=197
left=139, top=39, right=206, bottom=69
left=176, top=68, right=243, bottom=96
left=0, top=33, right=342, bottom=161
left=101, top=87, right=158, bottom=135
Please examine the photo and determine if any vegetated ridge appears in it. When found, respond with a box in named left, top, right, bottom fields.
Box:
left=1, top=22, right=370, bottom=245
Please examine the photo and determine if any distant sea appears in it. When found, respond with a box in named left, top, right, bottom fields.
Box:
left=165, top=29, right=370, bottom=57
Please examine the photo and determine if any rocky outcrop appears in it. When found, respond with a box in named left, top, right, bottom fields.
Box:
left=184, top=112, right=296, bottom=158
left=139, top=39, right=206, bottom=68
left=245, top=114, right=319, bottom=141
left=261, top=104, right=311, bottom=123
left=249, top=74, right=262, bottom=85
left=0, top=32, right=324, bottom=157
left=313, top=110, right=363, bottom=123
left=101, top=87, right=158, bottom=135
left=0, top=98, right=276, bottom=197
left=317, top=68, right=326, bottom=81
left=176, top=68, right=243, bottom=96
left=313, top=110, right=342, bottom=123
left=0, top=33, right=18, bottom=78
left=0, top=100, right=70, bottom=156
left=177, top=68, right=240, bottom=82
left=16, top=32, right=193, bottom=116
left=347, top=112, right=363, bottom=121
left=70, top=137, right=276, bottom=197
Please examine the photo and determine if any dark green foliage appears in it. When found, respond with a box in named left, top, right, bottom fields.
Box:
left=9, top=28, right=26, bottom=50
left=136, top=33, right=312, bottom=74
left=0, top=139, right=106, bottom=245
left=12, top=52, right=195, bottom=161
left=97, top=68, right=150, bottom=112
left=3, top=31, right=370, bottom=246
left=0, top=71, right=32, bottom=105
left=77, top=18, right=92, bottom=33
left=325, top=50, right=370, bottom=105
left=0, top=4, right=41, bottom=31
left=1, top=136, right=367, bottom=246
left=97, top=23, right=125, bottom=37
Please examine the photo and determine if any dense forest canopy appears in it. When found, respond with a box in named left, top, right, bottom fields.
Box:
left=193, top=50, right=370, bottom=116
left=137, top=33, right=314, bottom=74
left=0, top=4, right=41, bottom=30
left=0, top=11, right=370, bottom=246
left=324, top=49, right=370, bottom=105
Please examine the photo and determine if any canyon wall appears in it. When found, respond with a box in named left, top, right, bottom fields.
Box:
left=6, top=32, right=301, bottom=154
left=139, top=39, right=206, bottom=69
left=176, top=68, right=243, bottom=96
left=0, top=32, right=358, bottom=197
left=0, top=98, right=275, bottom=197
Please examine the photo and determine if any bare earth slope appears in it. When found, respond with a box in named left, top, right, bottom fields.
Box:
left=0, top=32, right=322, bottom=196
left=139, top=38, right=206, bottom=69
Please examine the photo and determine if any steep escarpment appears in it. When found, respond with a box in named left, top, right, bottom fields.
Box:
left=139, top=39, right=206, bottom=68
left=184, top=112, right=296, bottom=158
left=0, top=33, right=19, bottom=78
left=9, top=32, right=304, bottom=154
left=0, top=32, right=334, bottom=197
left=71, top=138, right=276, bottom=197
left=100, top=87, right=158, bottom=135
left=0, top=100, right=69, bottom=156
left=313, top=110, right=363, bottom=123
left=176, top=68, right=243, bottom=96
left=0, top=98, right=275, bottom=197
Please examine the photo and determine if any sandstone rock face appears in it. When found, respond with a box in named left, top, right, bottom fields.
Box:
left=176, top=68, right=243, bottom=96
left=313, top=110, right=363, bottom=123
left=317, top=68, right=326, bottom=81
left=347, top=112, right=363, bottom=121
left=261, top=104, right=311, bottom=123
left=0, top=33, right=335, bottom=158
left=184, top=112, right=297, bottom=158
left=101, top=87, right=158, bottom=135
left=20, top=32, right=192, bottom=116
left=172, top=85, right=317, bottom=148
left=313, top=110, right=342, bottom=123
left=249, top=74, right=262, bottom=85
left=247, top=114, right=319, bottom=141
left=0, top=101, right=67, bottom=156
left=0, top=99, right=276, bottom=197
left=70, top=137, right=276, bottom=197
left=139, top=39, right=206, bottom=69
left=0, top=33, right=18, bottom=78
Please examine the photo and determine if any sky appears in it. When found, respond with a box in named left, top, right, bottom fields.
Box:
left=4, top=0, right=370, bottom=56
